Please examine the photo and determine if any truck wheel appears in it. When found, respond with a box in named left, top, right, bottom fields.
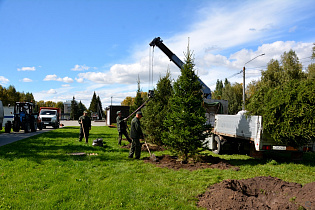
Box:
left=38, top=122, right=42, bottom=130
left=24, top=122, right=30, bottom=133
left=212, top=135, right=222, bottom=154
left=5, top=122, right=11, bottom=133
left=13, top=121, right=20, bottom=132
left=30, top=120, right=37, bottom=132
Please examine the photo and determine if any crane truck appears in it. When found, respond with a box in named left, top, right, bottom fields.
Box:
left=149, top=37, right=314, bottom=157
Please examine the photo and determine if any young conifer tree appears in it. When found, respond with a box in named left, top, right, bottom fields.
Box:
left=162, top=49, right=206, bottom=161
left=142, top=71, right=173, bottom=145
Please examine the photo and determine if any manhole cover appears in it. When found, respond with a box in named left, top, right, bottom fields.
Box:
left=68, top=152, right=86, bottom=156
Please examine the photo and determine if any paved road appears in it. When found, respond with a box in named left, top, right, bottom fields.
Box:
left=0, top=129, right=51, bottom=147
left=61, top=120, right=107, bottom=127
left=0, top=120, right=108, bottom=147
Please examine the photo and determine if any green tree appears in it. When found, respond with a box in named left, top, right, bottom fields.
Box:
left=247, top=48, right=315, bottom=147
left=222, top=82, right=243, bottom=114
left=121, top=96, right=134, bottom=106
left=281, top=50, right=304, bottom=81
left=96, top=96, right=103, bottom=120
left=55, top=101, right=64, bottom=114
left=306, top=63, right=315, bottom=80
left=25, top=92, right=35, bottom=102
left=89, top=91, right=98, bottom=113
left=163, top=50, right=206, bottom=161
left=262, top=80, right=315, bottom=147
left=36, top=100, right=45, bottom=108
left=70, top=96, right=80, bottom=120
left=45, top=101, right=56, bottom=107
left=261, top=59, right=284, bottom=88
left=142, top=71, right=173, bottom=145
left=78, top=101, right=87, bottom=116
left=0, top=85, right=9, bottom=106
left=307, top=44, right=315, bottom=80
left=212, top=79, right=223, bottom=99
left=246, top=80, right=261, bottom=99
left=7, top=85, right=20, bottom=105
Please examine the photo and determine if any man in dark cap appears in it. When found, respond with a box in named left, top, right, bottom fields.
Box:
left=78, top=111, right=91, bottom=143
left=116, top=111, right=132, bottom=145
left=128, top=111, right=144, bottom=159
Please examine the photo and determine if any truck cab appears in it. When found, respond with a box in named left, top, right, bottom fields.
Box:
left=39, top=107, right=60, bottom=129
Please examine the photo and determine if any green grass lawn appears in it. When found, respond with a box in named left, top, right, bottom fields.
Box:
left=0, top=126, right=314, bottom=209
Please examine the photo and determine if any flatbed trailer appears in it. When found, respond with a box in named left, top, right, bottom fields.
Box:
left=205, top=111, right=314, bottom=157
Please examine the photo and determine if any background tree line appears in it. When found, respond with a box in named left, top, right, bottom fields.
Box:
left=0, top=85, right=35, bottom=106
left=0, top=85, right=104, bottom=121
left=70, top=92, right=104, bottom=120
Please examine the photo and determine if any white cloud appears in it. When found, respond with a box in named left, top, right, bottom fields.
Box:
left=62, top=84, right=70, bottom=87
left=61, top=77, right=74, bottom=83
left=17, top=67, right=36, bottom=71
left=47, top=89, right=57, bottom=94
left=22, top=78, right=33, bottom=82
left=75, top=77, right=84, bottom=83
left=71, top=64, right=96, bottom=71
left=0, top=76, right=9, bottom=84
left=43, top=74, right=74, bottom=83
left=43, top=74, right=58, bottom=81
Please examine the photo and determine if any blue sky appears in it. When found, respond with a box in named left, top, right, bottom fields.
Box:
left=0, top=0, right=314, bottom=108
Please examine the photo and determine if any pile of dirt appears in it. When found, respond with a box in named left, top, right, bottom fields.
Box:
left=121, top=143, right=165, bottom=152
left=198, top=176, right=315, bottom=210
left=143, top=154, right=239, bottom=171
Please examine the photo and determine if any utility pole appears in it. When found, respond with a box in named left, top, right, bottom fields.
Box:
left=242, top=53, right=265, bottom=110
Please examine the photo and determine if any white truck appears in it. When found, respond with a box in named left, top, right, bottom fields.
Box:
left=3, top=106, right=14, bottom=132
left=0, top=102, right=14, bottom=132
left=39, top=107, right=61, bottom=129
left=205, top=111, right=314, bottom=157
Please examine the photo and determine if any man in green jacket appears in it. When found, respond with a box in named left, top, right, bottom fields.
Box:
left=128, top=111, right=144, bottom=159
left=116, top=111, right=132, bottom=145
left=78, top=111, right=91, bottom=143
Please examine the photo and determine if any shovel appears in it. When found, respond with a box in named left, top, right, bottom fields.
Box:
left=144, top=140, right=157, bottom=162
left=81, top=119, right=87, bottom=143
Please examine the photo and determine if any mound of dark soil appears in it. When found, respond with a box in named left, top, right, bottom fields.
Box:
left=143, top=154, right=239, bottom=171
left=198, top=176, right=315, bottom=210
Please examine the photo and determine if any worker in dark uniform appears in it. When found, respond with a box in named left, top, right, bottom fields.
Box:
left=128, top=111, right=144, bottom=159
left=78, top=111, right=91, bottom=143
left=116, top=111, right=132, bottom=145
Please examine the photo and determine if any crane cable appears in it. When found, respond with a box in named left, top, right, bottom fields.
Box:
left=149, top=47, right=151, bottom=92
left=151, top=47, right=154, bottom=90
left=149, top=46, right=155, bottom=91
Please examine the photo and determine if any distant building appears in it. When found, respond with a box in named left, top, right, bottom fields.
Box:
left=64, top=100, right=72, bottom=114
left=105, top=105, right=129, bottom=125
left=63, top=100, right=77, bottom=120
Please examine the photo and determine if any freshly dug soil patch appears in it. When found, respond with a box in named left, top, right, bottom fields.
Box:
left=121, top=143, right=165, bottom=152
left=143, top=154, right=239, bottom=171
left=198, top=176, right=315, bottom=210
